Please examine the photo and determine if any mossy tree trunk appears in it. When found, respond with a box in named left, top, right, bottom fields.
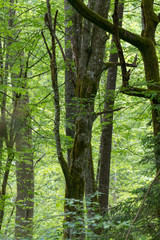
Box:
left=63, top=0, right=111, bottom=238
left=44, top=0, right=110, bottom=238
left=66, top=0, right=160, bottom=172
left=66, top=0, right=160, bottom=232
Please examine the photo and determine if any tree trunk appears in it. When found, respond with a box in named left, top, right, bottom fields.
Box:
left=64, top=0, right=78, bottom=166
left=15, top=93, right=34, bottom=240
left=63, top=0, right=111, bottom=238
left=0, top=8, right=15, bottom=229
left=99, top=2, right=124, bottom=214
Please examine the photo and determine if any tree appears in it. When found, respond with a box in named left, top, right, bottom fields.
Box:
left=66, top=0, right=160, bottom=236
left=0, top=0, right=34, bottom=238
left=99, top=1, right=124, bottom=214
left=43, top=0, right=112, bottom=238
left=1, top=0, right=160, bottom=239
left=14, top=56, right=34, bottom=240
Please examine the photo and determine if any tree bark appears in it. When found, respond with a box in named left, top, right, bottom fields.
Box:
left=64, top=0, right=78, bottom=166
left=67, top=0, right=160, bottom=235
left=99, top=2, right=124, bottom=214
left=43, top=0, right=111, bottom=238
left=63, top=0, right=111, bottom=238
left=15, top=93, right=34, bottom=240
left=5, top=1, right=35, bottom=238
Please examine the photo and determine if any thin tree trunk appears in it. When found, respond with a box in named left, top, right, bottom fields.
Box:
left=0, top=25, right=15, bottom=230
left=64, top=0, right=78, bottom=166
left=99, top=2, right=124, bottom=214
left=0, top=150, right=14, bottom=230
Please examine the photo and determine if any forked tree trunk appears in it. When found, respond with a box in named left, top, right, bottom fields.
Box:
left=66, top=0, right=160, bottom=238
left=63, top=0, right=111, bottom=238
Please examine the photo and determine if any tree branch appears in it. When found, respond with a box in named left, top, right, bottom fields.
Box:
left=94, top=107, right=124, bottom=120
left=45, top=0, right=71, bottom=187
left=102, top=61, right=137, bottom=72
left=41, top=31, right=52, bottom=59
left=43, top=11, right=75, bottom=87
left=120, top=86, right=160, bottom=99
left=113, top=0, right=130, bottom=87
left=66, top=0, right=145, bottom=50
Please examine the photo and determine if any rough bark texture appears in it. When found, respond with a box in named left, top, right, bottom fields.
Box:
left=64, top=1, right=78, bottom=166
left=63, top=0, right=111, bottom=238
left=66, top=0, right=160, bottom=176
left=99, top=2, right=124, bottom=214
left=0, top=58, right=15, bottom=231
left=7, top=1, right=34, bottom=237
left=15, top=94, right=34, bottom=240
left=67, top=0, right=160, bottom=236
left=140, top=0, right=160, bottom=171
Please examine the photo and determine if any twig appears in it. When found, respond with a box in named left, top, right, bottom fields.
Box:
left=34, top=154, right=46, bottom=167
left=41, top=31, right=52, bottom=59
left=94, top=107, right=124, bottom=120
left=2, top=230, right=15, bottom=240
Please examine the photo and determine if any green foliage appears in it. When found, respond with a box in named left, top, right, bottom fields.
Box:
left=0, top=0, right=160, bottom=239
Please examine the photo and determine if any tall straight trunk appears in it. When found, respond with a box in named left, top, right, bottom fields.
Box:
left=99, top=42, right=118, bottom=214
left=64, top=2, right=99, bottom=234
left=64, top=0, right=79, bottom=166
left=7, top=0, right=34, bottom=237
left=14, top=93, right=34, bottom=240
left=99, top=2, right=124, bottom=214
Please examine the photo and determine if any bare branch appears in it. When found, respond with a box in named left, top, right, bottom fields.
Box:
left=43, top=10, right=75, bottom=86
left=41, top=31, right=52, bottom=59
left=27, top=70, right=50, bottom=79
left=94, top=107, right=124, bottom=121
left=34, top=154, right=46, bottom=167
left=102, top=61, right=137, bottom=72
left=45, top=0, right=71, bottom=186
